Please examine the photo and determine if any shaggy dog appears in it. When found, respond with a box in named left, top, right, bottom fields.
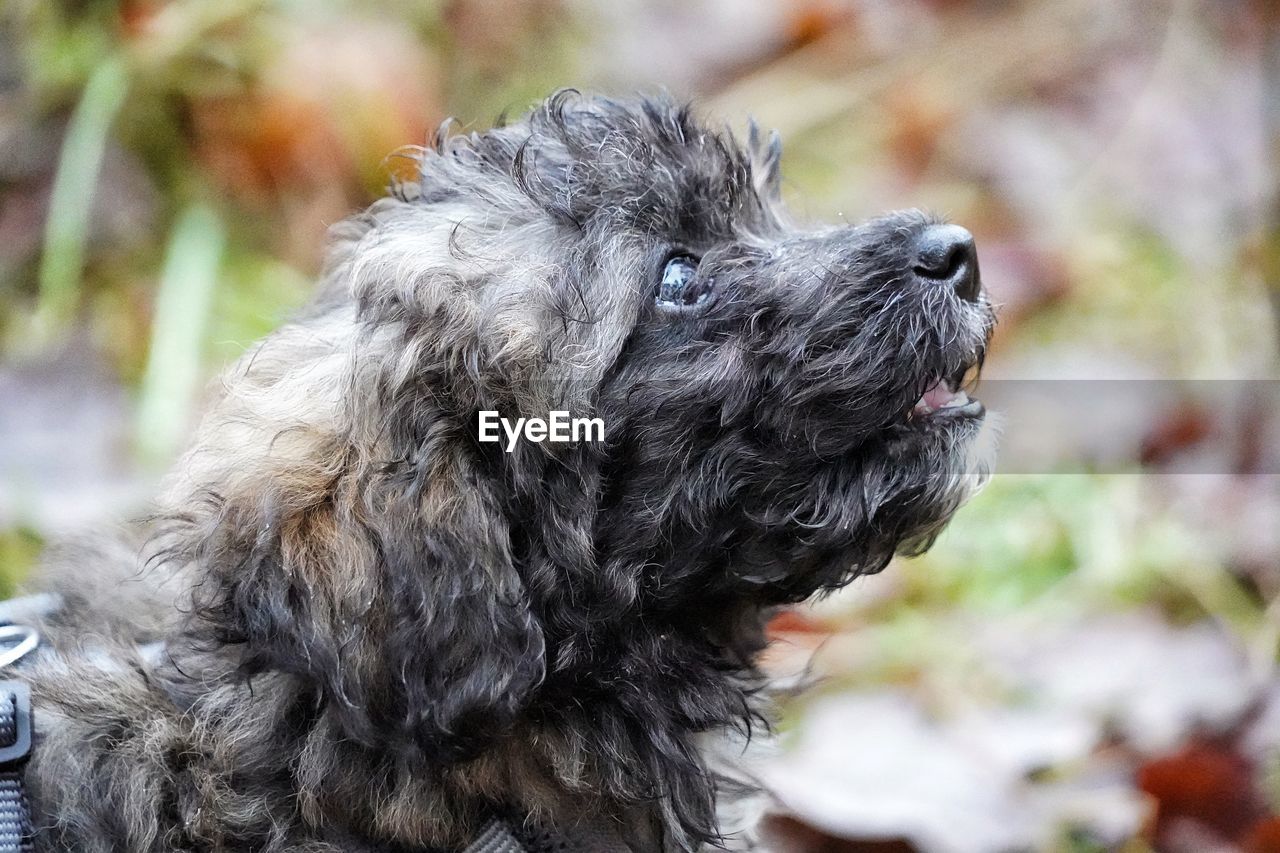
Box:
left=10, top=92, right=995, bottom=851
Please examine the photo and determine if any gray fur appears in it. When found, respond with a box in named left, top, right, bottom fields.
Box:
left=12, top=92, right=995, bottom=852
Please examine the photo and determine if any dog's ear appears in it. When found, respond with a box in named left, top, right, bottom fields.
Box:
left=164, top=324, right=545, bottom=763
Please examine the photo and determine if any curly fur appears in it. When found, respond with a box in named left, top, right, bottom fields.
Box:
left=14, top=92, right=996, bottom=852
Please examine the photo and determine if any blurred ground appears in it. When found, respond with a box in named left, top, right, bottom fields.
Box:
left=1, top=1, right=1278, bottom=851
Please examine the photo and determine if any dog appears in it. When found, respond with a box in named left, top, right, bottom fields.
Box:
left=10, top=92, right=995, bottom=852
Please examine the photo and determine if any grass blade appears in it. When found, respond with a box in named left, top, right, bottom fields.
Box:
left=35, top=56, right=130, bottom=337
left=135, top=204, right=225, bottom=464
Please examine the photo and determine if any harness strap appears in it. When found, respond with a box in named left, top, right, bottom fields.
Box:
left=0, top=685, right=33, bottom=853
left=0, top=596, right=49, bottom=853
left=460, top=815, right=631, bottom=853
left=461, top=820, right=529, bottom=853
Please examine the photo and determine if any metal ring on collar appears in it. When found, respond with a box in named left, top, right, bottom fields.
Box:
left=0, top=625, right=39, bottom=670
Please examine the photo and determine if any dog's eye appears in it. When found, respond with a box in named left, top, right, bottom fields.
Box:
left=657, top=256, right=709, bottom=308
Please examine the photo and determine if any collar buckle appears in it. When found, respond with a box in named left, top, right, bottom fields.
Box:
left=0, top=683, right=32, bottom=767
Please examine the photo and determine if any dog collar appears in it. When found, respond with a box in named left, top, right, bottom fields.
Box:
left=0, top=595, right=54, bottom=853
left=461, top=819, right=562, bottom=853
left=459, top=813, right=630, bottom=853
left=0, top=682, right=33, bottom=853
left=0, top=611, right=39, bottom=853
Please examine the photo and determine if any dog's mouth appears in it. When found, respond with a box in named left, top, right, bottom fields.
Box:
left=908, top=363, right=985, bottom=422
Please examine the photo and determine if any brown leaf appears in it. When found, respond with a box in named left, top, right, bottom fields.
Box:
left=1138, top=740, right=1268, bottom=845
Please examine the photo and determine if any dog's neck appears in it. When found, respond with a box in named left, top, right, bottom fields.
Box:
left=162, top=588, right=767, bottom=850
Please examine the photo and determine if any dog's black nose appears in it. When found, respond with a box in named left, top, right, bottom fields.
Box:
left=912, top=224, right=980, bottom=302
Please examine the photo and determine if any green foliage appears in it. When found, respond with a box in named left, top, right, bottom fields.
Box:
left=36, top=56, right=130, bottom=335
left=0, top=528, right=42, bottom=598
left=135, top=204, right=225, bottom=464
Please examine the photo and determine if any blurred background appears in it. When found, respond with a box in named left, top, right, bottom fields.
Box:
left=1, top=1, right=1278, bottom=850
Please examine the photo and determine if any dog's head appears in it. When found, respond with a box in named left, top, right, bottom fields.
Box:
left=164, top=92, right=995, bottom=840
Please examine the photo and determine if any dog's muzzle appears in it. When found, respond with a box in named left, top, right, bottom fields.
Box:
left=904, top=224, right=988, bottom=424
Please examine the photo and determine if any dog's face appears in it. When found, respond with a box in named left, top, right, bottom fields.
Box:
left=589, top=164, right=995, bottom=610
left=359, top=95, right=994, bottom=608
left=170, top=93, right=995, bottom=842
